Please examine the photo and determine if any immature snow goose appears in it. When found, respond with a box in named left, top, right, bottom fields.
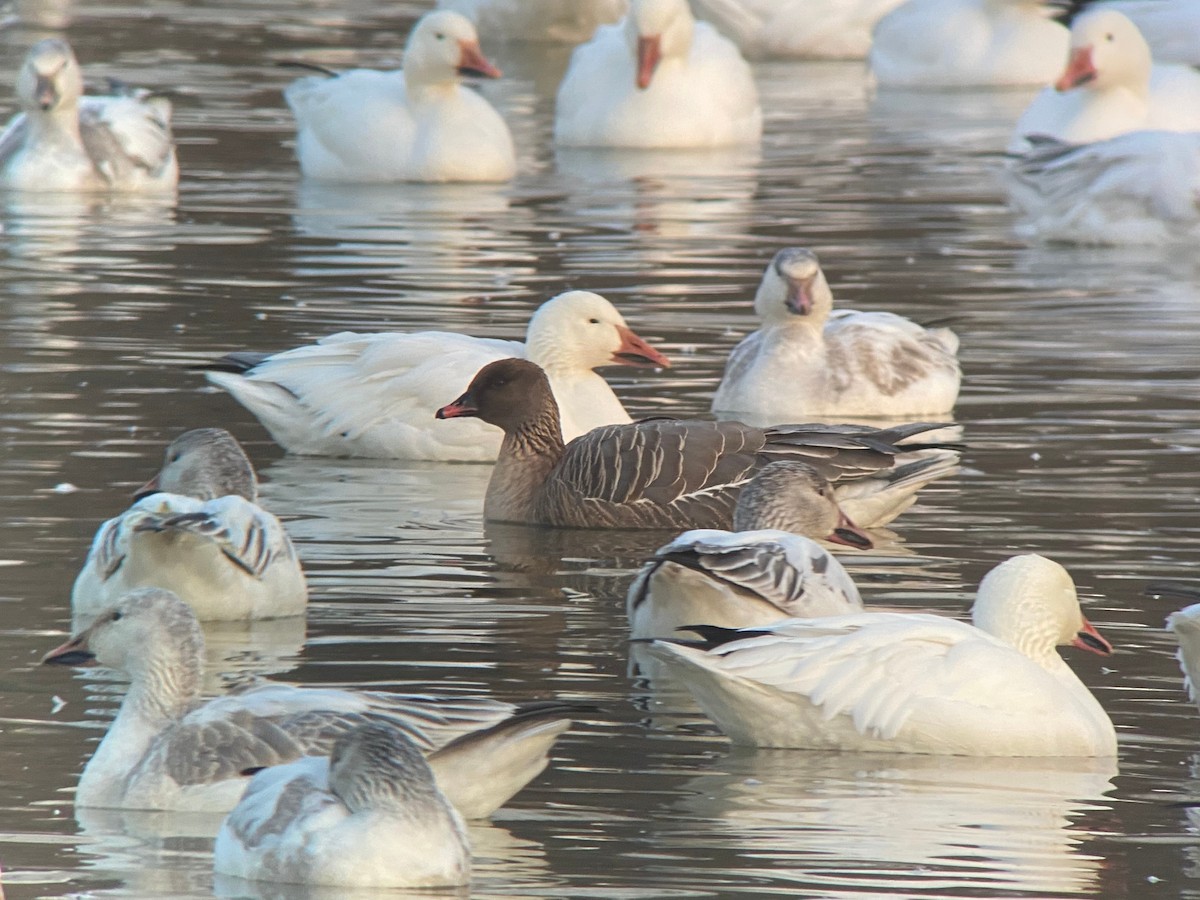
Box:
left=71, top=428, right=307, bottom=624
left=869, top=0, right=1068, bottom=88
left=712, top=248, right=961, bottom=421
left=44, top=588, right=580, bottom=815
left=554, top=0, right=762, bottom=148
left=0, top=38, right=177, bottom=192
left=203, top=290, right=669, bottom=461
left=1009, top=9, right=1200, bottom=153
left=436, top=358, right=959, bottom=529
left=438, top=0, right=627, bottom=43
left=647, top=554, right=1118, bottom=756
left=627, top=461, right=866, bottom=639
left=284, top=10, right=516, bottom=182
left=213, top=723, right=471, bottom=888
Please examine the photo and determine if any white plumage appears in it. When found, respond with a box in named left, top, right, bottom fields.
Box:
left=693, top=0, right=905, bottom=59
left=437, top=0, right=626, bottom=43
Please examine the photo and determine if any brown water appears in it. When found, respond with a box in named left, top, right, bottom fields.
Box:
left=2, top=1, right=1200, bottom=898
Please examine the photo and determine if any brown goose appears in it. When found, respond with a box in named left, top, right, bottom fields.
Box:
left=436, top=358, right=958, bottom=530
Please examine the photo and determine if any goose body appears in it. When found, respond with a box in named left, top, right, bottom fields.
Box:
left=214, top=725, right=471, bottom=888
left=285, top=11, right=515, bottom=182
left=44, top=589, right=578, bottom=815
left=1166, top=598, right=1200, bottom=712
left=1004, top=130, right=1200, bottom=244
left=627, top=462, right=866, bottom=639
left=438, top=0, right=626, bottom=43
left=712, top=249, right=961, bottom=420
left=203, top=291, right=669, bottom=462
left=70, top=429, right=306, bottom=624
left=0, top=38, right=177, bottom=192
left=869, top=0, right=1068, bottom=88
left=1009, top=9, right=1200, bottom=153
left=648, top=555, right=1118, bottom=757
left=554, top=0, right=762, bottom=148
left=437, top=358, right=959, bottom=530
left=692, top=0, right=905, bottom=59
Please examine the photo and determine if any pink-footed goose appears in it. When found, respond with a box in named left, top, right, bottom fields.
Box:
left=436, top=357, right=959, bottom=530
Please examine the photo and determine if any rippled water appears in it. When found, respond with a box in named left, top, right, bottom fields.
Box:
left=3, top=1, right=1200, bottom=897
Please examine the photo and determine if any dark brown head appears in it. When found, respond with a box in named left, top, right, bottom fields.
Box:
left=436, top=358, right=561, bottom=436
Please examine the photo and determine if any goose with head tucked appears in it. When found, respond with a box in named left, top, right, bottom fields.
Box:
left=1009, top=9, right=1200, bottom=153
left=213, top=723, right=471, bottom=888
left=284, top=10, right=515, bottom=182
left=712, top=248, right=961, bottom=422
left=627, top=460, right=866, bottom=640
left=0, top=38, right=177, bottom=192
left=45, top=588, right=581, bottom=815
left=438, top=0, right=627, bottom=43
left=437, top=358, right=959, bottom=529
left=203, top=290, right=669, bottom=461
left=70, top=428, right=307, bottom=624
left=554, top=0, right=762, bottom=148
left=646, top=554, right=1118, bottom=757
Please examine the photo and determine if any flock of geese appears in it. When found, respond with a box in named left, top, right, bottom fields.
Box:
left=12, top=0, right=1200, bottom=891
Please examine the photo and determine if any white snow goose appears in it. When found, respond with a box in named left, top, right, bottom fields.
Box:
left=437, top=0, right=627, bottom=44
left=646, top=554, right=1118, bottom=756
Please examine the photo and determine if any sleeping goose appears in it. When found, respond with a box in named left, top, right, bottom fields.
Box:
left=202, top=290, right=669, bottom=461
left=213, top=723, right=471, bottom=888
left=869, top=0, right=1068, bottom=88
left=646, top=554, right=1118, bottom=756
left=554, top=0, right=762, bottom=148
left=70, top=428, right=307, bottom=624
left=284, top=10, right=516, bottom=182
left=0, top=38, right=178, bottom=192
left=712, top=248, right=961, bottom=421
left=44, top=587, right=580, bottom=816
left=1009, top=9, right=1200, bottom=153
left=436, top=357, right=959, bottom=530
left=1003, top=130, right=1200, bottom=245
left=692, top=0, right=905, bottom=59
left=438, top=0, right=627, bottom=43
left=627, top=460, right=866, bottom=640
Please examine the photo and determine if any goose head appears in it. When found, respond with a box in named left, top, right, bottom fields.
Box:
left=735, top=461, right=873, bottom=550
left=329, top=724, right=449, bottom=815
left=17, top=38, right=84, bottom=115
left=1055, top=10, right=1151, bottom=95
left=405, top=10, right=501, bottom=87
left=626, top=0, right=694, bottom=89
left=134, top=428, right=258, bottom=503
left=754, top=248, right=835, bottom=325
left=525, top=290, right=670, bottom=375
left=971, top=555, right=1113, bottom=665
left=43, top=587, right=206, bottom=693
left=437, top=357, right=560, bottom=437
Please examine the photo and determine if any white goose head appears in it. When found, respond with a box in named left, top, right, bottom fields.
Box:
left=404, top=10, right=501, bottom=88
left=753, top=248, right=835, bottom=326
left=1055, top=10, right=1152, bottom=96
left=135, top=428, right=258, bottom=503
left=626, top=0, right=695, bottom=90
left=17, top=38, right=84, bottom=115
left=971, top=555, right=1113, bottom=665
left=524, top=290, right=670, bottom=375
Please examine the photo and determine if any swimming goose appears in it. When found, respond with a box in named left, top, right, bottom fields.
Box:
left=1004, top=130, right=1200, bottom=244
left=869, top=0, right=1068, bottom=88
left=0, top=38, right=178, bottom=192
left=712, top=249, right=961, bottom=421
left=436, top=357, right=959, bottom=529
left=647, top=554, right=1118, bottom=756
left=554, top=0, right=762, bottom=148
left=1009, top=9, right=1200, bottom=153
left=627, top=461, right=866, bottom=639
left=692, top=0, right=905, bottom=59
left=1160, top=589, right=1200, bottom=713
left=1067, top=0, right=1200, bottom=66
left=44, top=588, right=580, bottom=815
left=203, top=290, right=669, bottom=462
left=284, top=10, right=516, bottom=182
left=70, top=428, right=306, bottom=624
left=438, top=0, right=627, bottom=43
left=214, top=723, right=471, bottom=888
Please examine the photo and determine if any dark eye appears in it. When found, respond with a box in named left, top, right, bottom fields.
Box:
left=588, top=318, right=600, bottom=324
left=436, top=32, right=446, bottom=40
left=1106, top=33, right=1114, bottom=41
left=111, top=610, right=123, bottom=622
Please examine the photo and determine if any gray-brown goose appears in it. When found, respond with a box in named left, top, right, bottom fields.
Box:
left=436, top=358, right=958, bottom=530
